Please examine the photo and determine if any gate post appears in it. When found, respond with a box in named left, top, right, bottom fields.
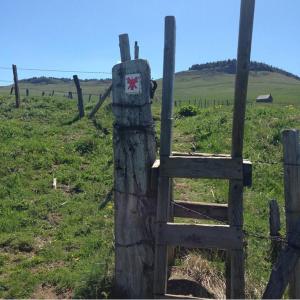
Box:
left=112, top=34, right=157, bottom=298
left=282, top=129, right=300, bottom=299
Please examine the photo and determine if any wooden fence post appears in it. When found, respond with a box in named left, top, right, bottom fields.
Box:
left=26, top=88, right=29, bottom=97
left=269, top=199, right=281, bottom=264
left=12, top=64, right=20, bottom=108
left=52, top=90, right=54, bottom=96
left=10, top=86, right=14, bottom=95
left=73, top=75, right=84, bottom=118
left=282, top=129, right=300, bottom=298
left=226, top=0, right=255, bottom=298
left=134, top=41, right=139, bottom=59
left=88, top=84, right=112, bottom=119
left=112, top=33, right=156, bottom=298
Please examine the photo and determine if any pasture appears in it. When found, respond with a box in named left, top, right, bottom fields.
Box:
left=0, top=79, right=299, bottom=297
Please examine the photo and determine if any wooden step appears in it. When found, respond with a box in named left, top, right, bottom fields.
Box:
left=173, top=200, right=228, bottom=222
left=156, top=154, right=252, bottom=186
left=158, top=223, right=243, bottom=250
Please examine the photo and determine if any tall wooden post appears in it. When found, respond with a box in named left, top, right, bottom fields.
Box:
left=226, top=0, right=255, bottom=298
left=153, top=16, right=176, bottom=296
left=26, top=88, right=29, bottom=97
left=112, top=33, right=156, bottom=298
left=12, top=64, right=20, bottom=108
left=73, top=75, right=84, bottom=118
left=282, top=129, right=300, bottom=299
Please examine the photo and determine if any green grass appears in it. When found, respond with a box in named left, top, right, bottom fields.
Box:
left=0, top=74, right=299, bottom=298
left=0, top=95, right=114, bottom=298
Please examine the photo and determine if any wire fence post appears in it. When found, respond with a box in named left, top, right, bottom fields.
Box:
left=12, top=64, right=20, bottom=108
left=282, top=129, right=300, bottom=299
left=73, top=75, right=84, bottom=118
left=269, top=199, right=282, bottom=264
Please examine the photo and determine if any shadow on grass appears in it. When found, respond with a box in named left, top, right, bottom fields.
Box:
left=62, top=114, right=81, bottom=125
left=90, top=118, right=110, bottom=135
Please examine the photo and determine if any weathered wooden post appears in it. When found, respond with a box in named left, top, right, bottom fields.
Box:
left=88, top=94, right=92, bottom=101
left=112, top=33, right=157, bottom=298
left=226, top=0, right=255, bottom=298
left=12, top=64, right=20, bottom=108
left=73, top=75, right=84, bottom=118
left=282, top=129, right=300, bottom=299
left=10, top=86, right=14, bottom=95
left=269, top=199, right=281, bottom=264
left=26, top=88, right=29, bottom=97
left=52, top=90, right=54, bottom=96
left=42, top=91, right=45, bottom=96
left=134, top=41, right=139, bottom=59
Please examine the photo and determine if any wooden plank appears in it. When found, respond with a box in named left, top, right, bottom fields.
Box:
left=263, top=218, right=300, bottom=299
left=88, top=84, right=112, bottom=118
left=282, top=129, right=300, bottom=298
left=173, top=200, right=228, bottom=222
left=12, top=64, right=20, bottom=108
left=161, top=156, right=243, bottom=180
left=119, top=33, right=131, bottom=62
left=154, top=16, right=176, bottom=297
left=227, top=1, right=255, bottom=298
left=73, top=75, right=84, bottom=118
left=112, top=58, right=156, bottom=298
left=161, top=223, right=243, bottom=250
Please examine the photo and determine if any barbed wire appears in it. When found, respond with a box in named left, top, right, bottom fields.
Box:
left=0, top=66, right=111, bottom=74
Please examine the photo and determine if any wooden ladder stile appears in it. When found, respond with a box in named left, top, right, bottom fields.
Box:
left=153, top=1, right=255, bottom=298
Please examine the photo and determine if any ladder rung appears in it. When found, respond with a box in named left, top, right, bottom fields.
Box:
left=159, top=223, right=243, bottom=250
left=160, top=155, right=252, bottom=182
left=173, top=200, right=228, bottom=222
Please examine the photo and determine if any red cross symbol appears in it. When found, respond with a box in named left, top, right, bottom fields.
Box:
left=127, top=76, right=138, bottom=90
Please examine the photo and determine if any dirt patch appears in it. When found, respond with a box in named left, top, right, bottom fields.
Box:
left=32, top=284, right=72, bottom=299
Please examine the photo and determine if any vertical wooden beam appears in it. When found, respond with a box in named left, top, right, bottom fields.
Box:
left=227, top=1, right=255, bottom=299
left=154, top=15, right=176, bottom=297
left=12, top=64, right=20, bottom=108
left=26, top=88, right=29, bottom=97
left=134, top=41, right=139, bottom=59
left=73, top=75, right=84, bottom=118
left=119, top=34, right=131, bottom=62
left=112, top=53, right=156, bottom=297
left=282, top=129, right=300, bottom=299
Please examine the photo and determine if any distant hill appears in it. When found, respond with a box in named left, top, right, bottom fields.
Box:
left=19, top=76, right=111, bottom=85
left=189, top=59, right=300, bottom=81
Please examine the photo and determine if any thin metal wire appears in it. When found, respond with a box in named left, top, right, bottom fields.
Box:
left=0, top=66, right=111, bottom=74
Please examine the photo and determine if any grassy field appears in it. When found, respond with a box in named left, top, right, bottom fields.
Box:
left=0, top=70, right=299, bottom=298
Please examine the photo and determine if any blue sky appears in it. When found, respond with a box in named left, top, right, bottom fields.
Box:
left=0, top=0, right=299, bottom=84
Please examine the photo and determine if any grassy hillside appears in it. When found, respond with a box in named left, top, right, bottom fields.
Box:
left=0, top=66, right=300, bottom=298
left=1, top=69, right=299, bottom=105
left=154, top=70, right=300, bottom=105
left=0, top=90, right=299, bottom=298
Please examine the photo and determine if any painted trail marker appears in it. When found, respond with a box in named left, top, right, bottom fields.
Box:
left=125, top=73, right=142, bottom=94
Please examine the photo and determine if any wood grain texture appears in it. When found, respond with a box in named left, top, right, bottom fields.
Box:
left=161, top=223, right=243, bottom=250
left=227, top=1, right=255, bottom=298
left=282, top=129, right=300, bottom=298
left=12, top=64, right=20, bottom=108
left=154, top=16, right=176, bottom=297
left=73, top=75, right=84, bottom=118
left=161, top=156, right=243, bottom=180
left=119, top=34, right=131, bottom=62
left=173, top=200, right=228, bottom=222
left=88, top=84, right=112, bottom=118
left=112, top=59, right=156, bottom=298
left=269, top=199, right=281, bottom=236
